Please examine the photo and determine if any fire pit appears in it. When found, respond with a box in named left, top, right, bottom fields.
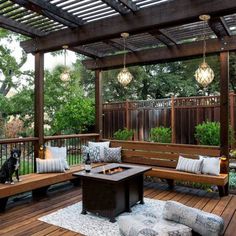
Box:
left=73, top=163, right=151, bottom=222
left=100, top=166, right=130, bottom=175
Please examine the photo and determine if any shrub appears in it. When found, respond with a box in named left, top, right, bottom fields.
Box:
left=150, top=126, right=172, bottom=143
left=113, top=128, right=134, bottom=140
left=195, top=121, right=235, bottom=146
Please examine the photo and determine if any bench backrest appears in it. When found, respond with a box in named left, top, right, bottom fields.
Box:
left=109, top=140, right=221, bottom=168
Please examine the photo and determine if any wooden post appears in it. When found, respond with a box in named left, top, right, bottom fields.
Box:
left=34, top=52, right=44, bottom=171
left=230, top=91, right=235, bottom=141
left=171, top=96, right=176, bottom=143
left=125, top=100, right=129, bottom=130
left=95, top=69, right=103, bottom=139
left=220, top=52, right=229, bottom=173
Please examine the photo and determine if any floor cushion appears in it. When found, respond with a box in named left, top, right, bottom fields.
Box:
left=163, top=201, right=224, bottom=236
left=118, top=211, right=192, bottom=236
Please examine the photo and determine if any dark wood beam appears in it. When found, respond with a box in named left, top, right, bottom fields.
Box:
left=209, top=17, right=232, bottom=38
left=34, top=52, right=44, bottom=166
left=103, top=39, right=136, bottom=52
left=69, top=46, right=103, bottom=59
left=11, top=0, right=84, bottom=27
left=118, top=0, right=139, bottom=12
left=149, top=29, right=177, bottom=46
left=0, top=15, right=46, bottom=37
left=21, top=0, right=236, bottom=53
left=82, top=36, right=236, bottom=70
left=219, top=51, right=229, bottom=196
left=101, top=0, right=128, bottom=14
left=95, top=69, right=103, bottom=138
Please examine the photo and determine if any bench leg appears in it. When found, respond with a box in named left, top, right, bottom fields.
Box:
left=0, top=197, right=8, bottom=212
left=32, top=186, right=49, bottom=199
left=218, top=183, right=229, bottom=197
left=166, top=179, right=174, bottom=189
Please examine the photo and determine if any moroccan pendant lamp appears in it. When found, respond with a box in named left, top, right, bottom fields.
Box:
left=195, top=15, right=214, bottom=87
left=60, top=45, right=70, bottom=82
left=117, top=32, right=133, bottom=87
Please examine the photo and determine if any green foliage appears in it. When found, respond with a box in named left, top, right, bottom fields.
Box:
left=53, top=95, right=95, bottom=134
left=195, top=121, right=235, bottom=146
left=150, top=126, right=172, bottom=143
left=113, top=128, right=134, bottom=140
left=229, top=171, right=236, bottom=189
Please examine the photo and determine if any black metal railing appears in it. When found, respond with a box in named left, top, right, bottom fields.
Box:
left=0, top=133, right=100, bottom=175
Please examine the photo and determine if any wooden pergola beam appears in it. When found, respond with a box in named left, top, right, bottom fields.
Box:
left=0, top=15, right=46, bottom=37
left=11, top=0, right=84, bottom=27
left=104, top=39, right=136, bottom=52
left=118, top=0, right=139, bottom=12
left=20, top=0, right=236, bottom=53
left=69, top=46, right=103, bottom=59
left=149, top=29, right=177, bottom=46
left=82, top=36, right=236, bottom=70
left=209, top=17, right=232, bottom=38
left=101, top=0, right=128, bottom=14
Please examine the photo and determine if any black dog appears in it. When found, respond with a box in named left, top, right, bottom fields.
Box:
left=0, top=148, right=21, bottom=184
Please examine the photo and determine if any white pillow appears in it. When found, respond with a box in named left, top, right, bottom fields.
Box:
left=45, top=146, right=70, bottom=170
left=199, top=155, right=220, bottom=176
left=88, top=141, right=110, bottom=162
left=176, top=156, right=203, bottom=174
left=36, top=158, right=65, bottom=173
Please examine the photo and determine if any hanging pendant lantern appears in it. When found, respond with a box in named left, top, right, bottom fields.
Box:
left=117, top=33, right=133, bottom=86
left=195, top=15, right=214, bottom=87
left=60, top=45, right=70, bottom=82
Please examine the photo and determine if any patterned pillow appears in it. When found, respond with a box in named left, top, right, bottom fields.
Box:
left=88, top=141, right=110, bottom=162
left=104, top=147, right=121, bottom=163
left=36, top=158, right=65, bottom=173
left=199, top=155, right=220, bottom=176
left=176, top=156, right=203, bottom=174
left=163, top=201, right=224, bottom=236
left=45, top=146, right=70, bottom=170
left=81, top=145, right=101, bottom=163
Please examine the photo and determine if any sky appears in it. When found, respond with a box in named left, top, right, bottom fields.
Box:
left=4, top=38, right=77, bottom=71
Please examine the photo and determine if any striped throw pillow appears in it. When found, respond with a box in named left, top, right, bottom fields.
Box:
left=176, top=156, right=203, bottom=174
left=36, top=158, right=65, bottom=173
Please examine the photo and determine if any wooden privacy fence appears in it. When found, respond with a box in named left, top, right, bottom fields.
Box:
left=102, top=93, right=236, bottom=144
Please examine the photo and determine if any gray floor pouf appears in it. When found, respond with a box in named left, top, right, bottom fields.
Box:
left=118, top=211, right=192, bottom=236
left=163, top=201, right=224, bottom=236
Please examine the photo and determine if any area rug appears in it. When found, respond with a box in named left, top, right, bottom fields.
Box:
left=39, top=198, right=165, bottom=236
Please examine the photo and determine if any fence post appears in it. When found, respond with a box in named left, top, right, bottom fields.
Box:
left=171, top=96, right=176, bottom=143
left=125, top=100, right=129, bottom=130
left=230, top=91, right=235, bottom=135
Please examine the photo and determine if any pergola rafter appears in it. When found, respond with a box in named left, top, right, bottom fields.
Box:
left=10, top=0, right=84, bottom=27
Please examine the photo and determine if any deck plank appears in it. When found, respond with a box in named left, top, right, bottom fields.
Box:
left=0, top=182, right=235, bottom=236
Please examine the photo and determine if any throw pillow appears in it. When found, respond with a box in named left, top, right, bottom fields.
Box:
left=88, top=141, right=110, bottom=162
left=199, top=155, right=220, bottom=176
left=82, top=145, right=100, bottom=163
left=36, top=158, right=65, bottom=173
left=104, top=147, right=122, bottom=163
left=176, top=156, right=203, bottom=174
left=45, top=146, right=70, bottom=170
left=163, top=200, right=224, bottom=236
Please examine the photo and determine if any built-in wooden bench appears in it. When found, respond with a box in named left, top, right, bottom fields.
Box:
left=0, top=164, right=102, bottom=212
left=110, top=140, right=228, bottom=197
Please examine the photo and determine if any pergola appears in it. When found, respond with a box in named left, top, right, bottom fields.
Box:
left=1, top=0, right=236, bottom=172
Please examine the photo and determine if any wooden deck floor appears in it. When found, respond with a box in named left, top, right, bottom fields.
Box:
left=0, top=182, right=235, bottom=236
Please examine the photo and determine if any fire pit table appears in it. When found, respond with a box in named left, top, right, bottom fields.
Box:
left=73, top=163, right=151, bottom=222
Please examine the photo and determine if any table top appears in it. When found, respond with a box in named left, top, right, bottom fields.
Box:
left=73, top=163, right=151, bottom=183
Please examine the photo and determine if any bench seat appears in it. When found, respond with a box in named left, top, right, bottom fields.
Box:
left=0, top=163, right=103, bottom=211
left=146, top=167, right=228, bottom=186
left=109, top=140, right=229, bottom=197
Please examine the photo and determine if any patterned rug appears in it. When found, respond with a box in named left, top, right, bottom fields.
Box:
left=38, top=198, right=165, bottom=236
